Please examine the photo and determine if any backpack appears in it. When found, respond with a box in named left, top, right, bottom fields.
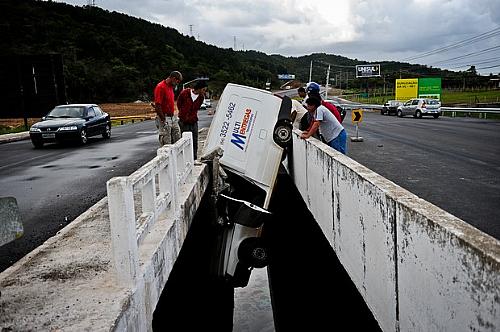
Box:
left=321, top=101, right=343, bottom=123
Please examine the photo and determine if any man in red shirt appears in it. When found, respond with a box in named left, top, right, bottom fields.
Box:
left=154, top=71, right=183, bottom=146
left=177, top=80, right=207, bottom=159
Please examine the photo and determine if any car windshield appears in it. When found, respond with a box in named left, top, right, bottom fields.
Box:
left=47, top=106, right=85, bottom=118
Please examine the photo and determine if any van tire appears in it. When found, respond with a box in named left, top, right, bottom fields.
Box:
left=397, top=110, right=403, bottom=117
left=273, top=121, right=292, bottom=147
left=238, top=237, right=269, bottom=268
left=415, top=110, right=422, bottom=118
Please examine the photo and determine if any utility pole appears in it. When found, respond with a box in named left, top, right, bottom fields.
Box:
left=189, top=24, right=193, bottom=36
left=383, top=74, right=386, bottom=95
left=339, top=69, right=342, bottom=90
left=233, top=36, right=237, bottom=50
left=309, top=60, right=313, bottom=83
left=325, top=65, right=331, bottom=99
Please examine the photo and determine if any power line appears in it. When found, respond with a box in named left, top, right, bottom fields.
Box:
left=446, top=57, right=500, bottom=69
left=402, top=26, right=500, bottom=61
left=429, top=44, right=500, bottom=65
left=476, top=64, right=500, bottom=70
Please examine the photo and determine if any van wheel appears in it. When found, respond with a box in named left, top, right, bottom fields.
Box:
left=397, top=110, right=403, bottom=117
left=238, top=237, right=269, bottom=268
left=415, top=110, right=422, bottom=118
left=273, top=121, right=292, bottom=147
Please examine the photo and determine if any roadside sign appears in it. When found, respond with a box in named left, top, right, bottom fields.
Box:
left=395, top=78, right=418, bottom=101
left=277, top=74, right=295, bottom=80
left=418, top=77, right=442, bottom=100
left=356, top=64, right=381, bottom=78
left=352, top=109, right=363, bottom=123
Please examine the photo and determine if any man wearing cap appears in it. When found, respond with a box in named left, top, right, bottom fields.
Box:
left=300, top=95, right=347, bottom=154
left=154, top=70, right=183, bottom=146
left=177, top=79, right=208, bottom=159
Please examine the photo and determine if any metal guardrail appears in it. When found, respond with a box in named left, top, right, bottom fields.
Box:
left=337, top=103, right=500, bottom=118
left=111, top=115, right=155, bottom=125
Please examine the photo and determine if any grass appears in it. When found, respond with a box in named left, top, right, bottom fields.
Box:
left=441, top=90, right=500, bottom=105
left=0, top=124, right=30, bottom=135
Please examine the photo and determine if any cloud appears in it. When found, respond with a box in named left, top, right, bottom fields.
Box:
left=54, top=0, right=500, bottom=73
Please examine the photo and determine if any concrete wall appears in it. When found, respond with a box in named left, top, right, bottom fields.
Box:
left=288, top=130, right=500, bottom=332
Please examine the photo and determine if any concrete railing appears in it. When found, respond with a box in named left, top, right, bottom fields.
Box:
left=0, top=132, right=210, bottom=331
left=106, top=132, right=194, bottom=286
left=288, top=130, right=499, bottom=332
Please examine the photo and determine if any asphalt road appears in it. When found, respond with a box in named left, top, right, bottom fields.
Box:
left=0, top=121, right=158, bottom=271
left=343, top=110, right=500, bottom=239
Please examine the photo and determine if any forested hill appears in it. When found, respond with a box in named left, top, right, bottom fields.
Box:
left=0, top=0, right=470, bottom=103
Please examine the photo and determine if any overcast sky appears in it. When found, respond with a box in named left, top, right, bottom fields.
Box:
left=55, top=0, right=500, bottom=75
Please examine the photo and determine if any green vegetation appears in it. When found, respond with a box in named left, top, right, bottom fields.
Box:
left=0, top=124, right=30, bottom=135
left=441, top=90, right=500, bottom=105
left=0, top=0, right=498, bottom=105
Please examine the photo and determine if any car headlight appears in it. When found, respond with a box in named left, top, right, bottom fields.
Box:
left=30, top=127, right=41, bottom=132
left=58, top=126, right=78, bottom=131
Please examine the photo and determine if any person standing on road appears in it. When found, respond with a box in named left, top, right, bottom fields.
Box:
left=154, top=70, right=183, bottom=146
left=177, top=79, right=208, bottom=159
left=300, top=96, right=347, bottom=154
left=297, top=87, right=307, bottom=105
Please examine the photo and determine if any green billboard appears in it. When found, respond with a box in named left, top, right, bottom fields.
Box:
left=418, top=78, right=441, bottom=100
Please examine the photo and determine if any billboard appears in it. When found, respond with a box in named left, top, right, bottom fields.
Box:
left=418, top=78, right=442, bottom=100
left=356, top=64, right=381, bottom=78
left=395, top=78, right=418, bottom=101
left=277, top=74, right=295, bottom=80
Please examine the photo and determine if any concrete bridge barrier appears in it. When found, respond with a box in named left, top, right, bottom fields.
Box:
left=288, top=129, right=499, bottom=332
left=0, top=133, right=210, bottom=331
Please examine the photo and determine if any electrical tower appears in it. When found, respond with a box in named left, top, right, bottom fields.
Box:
left=87, top=0, right=95, bottom=6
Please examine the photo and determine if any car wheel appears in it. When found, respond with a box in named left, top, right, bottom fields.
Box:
left=381, top=110, right=385, bottom=115
left=433, top=114, right=440, bottom=119
left=238, top=237, right=269, bottom=268
left=79, top=128, right=88, bottom=145
left=102, top=124, right=111, bottom=139
left=32, top=140, right=44, bottom=149
left=397, top=110, right=403, bottom=117
left=273, top=121, right=292, bottom=148
left=415, top=110, right=422, bottom=118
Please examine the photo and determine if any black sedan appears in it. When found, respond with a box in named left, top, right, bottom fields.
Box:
left=29, top=104, right=111, bottom=148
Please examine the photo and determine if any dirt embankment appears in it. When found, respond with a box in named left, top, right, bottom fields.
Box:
left=0, top=103, right=156, bottom=128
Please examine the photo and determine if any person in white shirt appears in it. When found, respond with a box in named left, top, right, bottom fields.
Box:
left=300, top=96, right=347, bottom=154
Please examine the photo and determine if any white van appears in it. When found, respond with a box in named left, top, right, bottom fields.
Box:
left=202, top=83, right=292, bottom=208
left=202, top=83, right=292, bottom=287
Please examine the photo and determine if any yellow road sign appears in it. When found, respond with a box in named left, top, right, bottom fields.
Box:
left=352, top=109, right=363, bottom=123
